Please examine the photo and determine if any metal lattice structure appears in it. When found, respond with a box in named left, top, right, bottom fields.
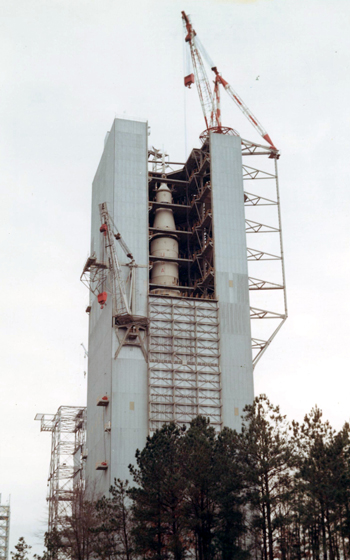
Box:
left=241, top=139, right=287, bottom=366
left=148, top=136, right=286, bottom=432
left=0, top=498, right=10, bottom=560
left=35, top=406, right=86, bottom=531
left=148, top=296, right=221, bottom=432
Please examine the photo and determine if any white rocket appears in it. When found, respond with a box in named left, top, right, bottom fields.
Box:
left=151, top=183, right=179, bottom=296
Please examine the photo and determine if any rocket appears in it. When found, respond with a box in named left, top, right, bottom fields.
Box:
left=151, top=183, right=179, bottom=295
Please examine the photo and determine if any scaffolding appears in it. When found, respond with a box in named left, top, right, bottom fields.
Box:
left=148, top=296, right=221, bottom=432
left=35, top=406, right=86, bottom=531
left=0, top=497, right=10, bottom=560
left=147, top=136, right=287, bottom=429
left=241, top=138, right=287, bottom=367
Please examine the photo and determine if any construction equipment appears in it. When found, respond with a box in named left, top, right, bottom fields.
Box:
left=181, top=11, right=277, bottom=151
left=81, top=202, right=148, bottom=328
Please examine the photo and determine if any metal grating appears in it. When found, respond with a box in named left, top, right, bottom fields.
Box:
left=0, top=501, right=10, bottom=560
left=35, top=406, right=86, bottom=531
left=148, top=295, right=222, bottom=432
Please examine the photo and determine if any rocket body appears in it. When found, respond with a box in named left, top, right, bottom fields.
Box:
left=151, top=183, right=179, bottom=295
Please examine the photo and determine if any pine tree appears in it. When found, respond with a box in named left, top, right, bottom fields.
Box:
left=293, top=407, right=350, bottom=560
left=181, top=416, right=218, bottom=560
left=11, top=538, right=32, bottom=560
left=214, top=427, right=249, bottom=560
left=92, top=479, right=134, bottom=560
left=129, top=422, right=188, bottom=560
left=238, top=395, right=293, bottom=560
left=34, top=528, right=62, bottom=560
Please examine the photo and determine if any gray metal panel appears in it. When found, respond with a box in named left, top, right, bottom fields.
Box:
left=210, top=133, right=254, bottom=431
left=111, top=118, right=149, bottom=481
left=86, top=124, right=115, bottom=495
left=86, top=118, right=148, bottom=495
left=112, top=119, right=149, bottom=317
left=148, top=295, right=221, bottom=431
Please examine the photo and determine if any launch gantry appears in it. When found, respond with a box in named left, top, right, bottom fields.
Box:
left=180, top=12, right=287, bottom=366
left=35, top=407, right=86, bottom=531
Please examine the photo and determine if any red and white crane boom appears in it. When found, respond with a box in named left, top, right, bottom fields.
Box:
left=99, top=202, right=133, bottom=318
left=181, top=11, right=217, bottom=129
left=212, top=68, right=276, bottom=150
left=181, top=11, right=277, bottom=151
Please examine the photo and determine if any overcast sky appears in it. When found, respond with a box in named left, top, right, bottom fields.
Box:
left=1, top=0, right=350, bottom=555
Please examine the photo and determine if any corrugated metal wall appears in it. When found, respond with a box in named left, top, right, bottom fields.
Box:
left=86, top=118, right=149, bottom=494
left=210, top=133, right=254, bottom=431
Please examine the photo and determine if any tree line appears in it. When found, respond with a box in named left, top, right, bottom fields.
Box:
left=17, top=395, right=350, bottom=560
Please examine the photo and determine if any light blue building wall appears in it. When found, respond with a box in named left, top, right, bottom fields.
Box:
left=86, top=118, right=149, bottom=495
left=210, top=133, right=254, bottom=431
left=86, top=122, right=254, bottom=496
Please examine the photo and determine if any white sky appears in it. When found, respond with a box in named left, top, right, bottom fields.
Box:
left=1, top=0, right=350, bottom=555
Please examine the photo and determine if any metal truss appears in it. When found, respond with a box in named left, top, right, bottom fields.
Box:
left=243, top=144, right=287, bottom=367
left=0, top=499, right=10, bottom=560
left=147, top=139, right=287, bottom=426
left=148, top=296, right=221, bottom=433
left=35, top=407, right=86, bottom=531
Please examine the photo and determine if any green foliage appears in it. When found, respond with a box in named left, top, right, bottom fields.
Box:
left=11, top=538, right=32, bottom=560
left=129, top=422, right=188, bottom=560
left=129, top=417, right=248, bottom=560
left=34, top=528, right=62, bottom=560
left=92, top=479, right=134, bottom=560
left=239, top=395, right=293, bottom=560
left=214, top=428, right=248, bottom=560
left=36, top=395, right=350, bottom=560
left=181, top=416, right=219, bottom=560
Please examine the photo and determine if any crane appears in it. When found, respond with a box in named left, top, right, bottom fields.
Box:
left=182, top=11, right=217, bottom=130
left=99, top=201, right=133, bottom=320
left=81, top=202, right=147, bottom=327
left=181, top=11, right=277, bottom=151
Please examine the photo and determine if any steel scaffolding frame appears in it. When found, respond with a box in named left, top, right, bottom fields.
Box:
left=148, top=135, right=287, bottom=380
left=35, top=406, right=86, bottom=531
left=148, top=295, right=221, bottom=432
left=241, top=139, right=287, bottom=367
left=0, top=499, right=10, bottom=560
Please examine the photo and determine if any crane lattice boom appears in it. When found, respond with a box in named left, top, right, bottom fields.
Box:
left=214, top=70, right=276, bottom=150
left=99, top=202, right=132, bottom=318
left=181, top=11, right=277, bottom=151
left=182, top=11, right=216, bottom=129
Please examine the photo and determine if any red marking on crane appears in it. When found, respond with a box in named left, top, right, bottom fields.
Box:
left=233, top=95, right=242, bottom=106
left=249, top=115, right=258, bottom=126
left=100, top=224, right=107, bottom=236
left=217, top=75, right=228, bottom=87
left=184, top=73, right=195, bottom=88
left=263, top=134, right=277, bottom=150
left=97, top=292, right=107, bottom=309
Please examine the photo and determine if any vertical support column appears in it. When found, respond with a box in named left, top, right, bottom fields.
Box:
left=86, top=118, right=149, bottom=494
left=111, top=119, right=149, bottom=481
left=210, top=133, right=254, bottom=431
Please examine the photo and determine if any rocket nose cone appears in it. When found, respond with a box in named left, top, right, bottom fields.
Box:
left=158, top=183, right=171, bottom=192
left=156, top=183, right=173, bottom=204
